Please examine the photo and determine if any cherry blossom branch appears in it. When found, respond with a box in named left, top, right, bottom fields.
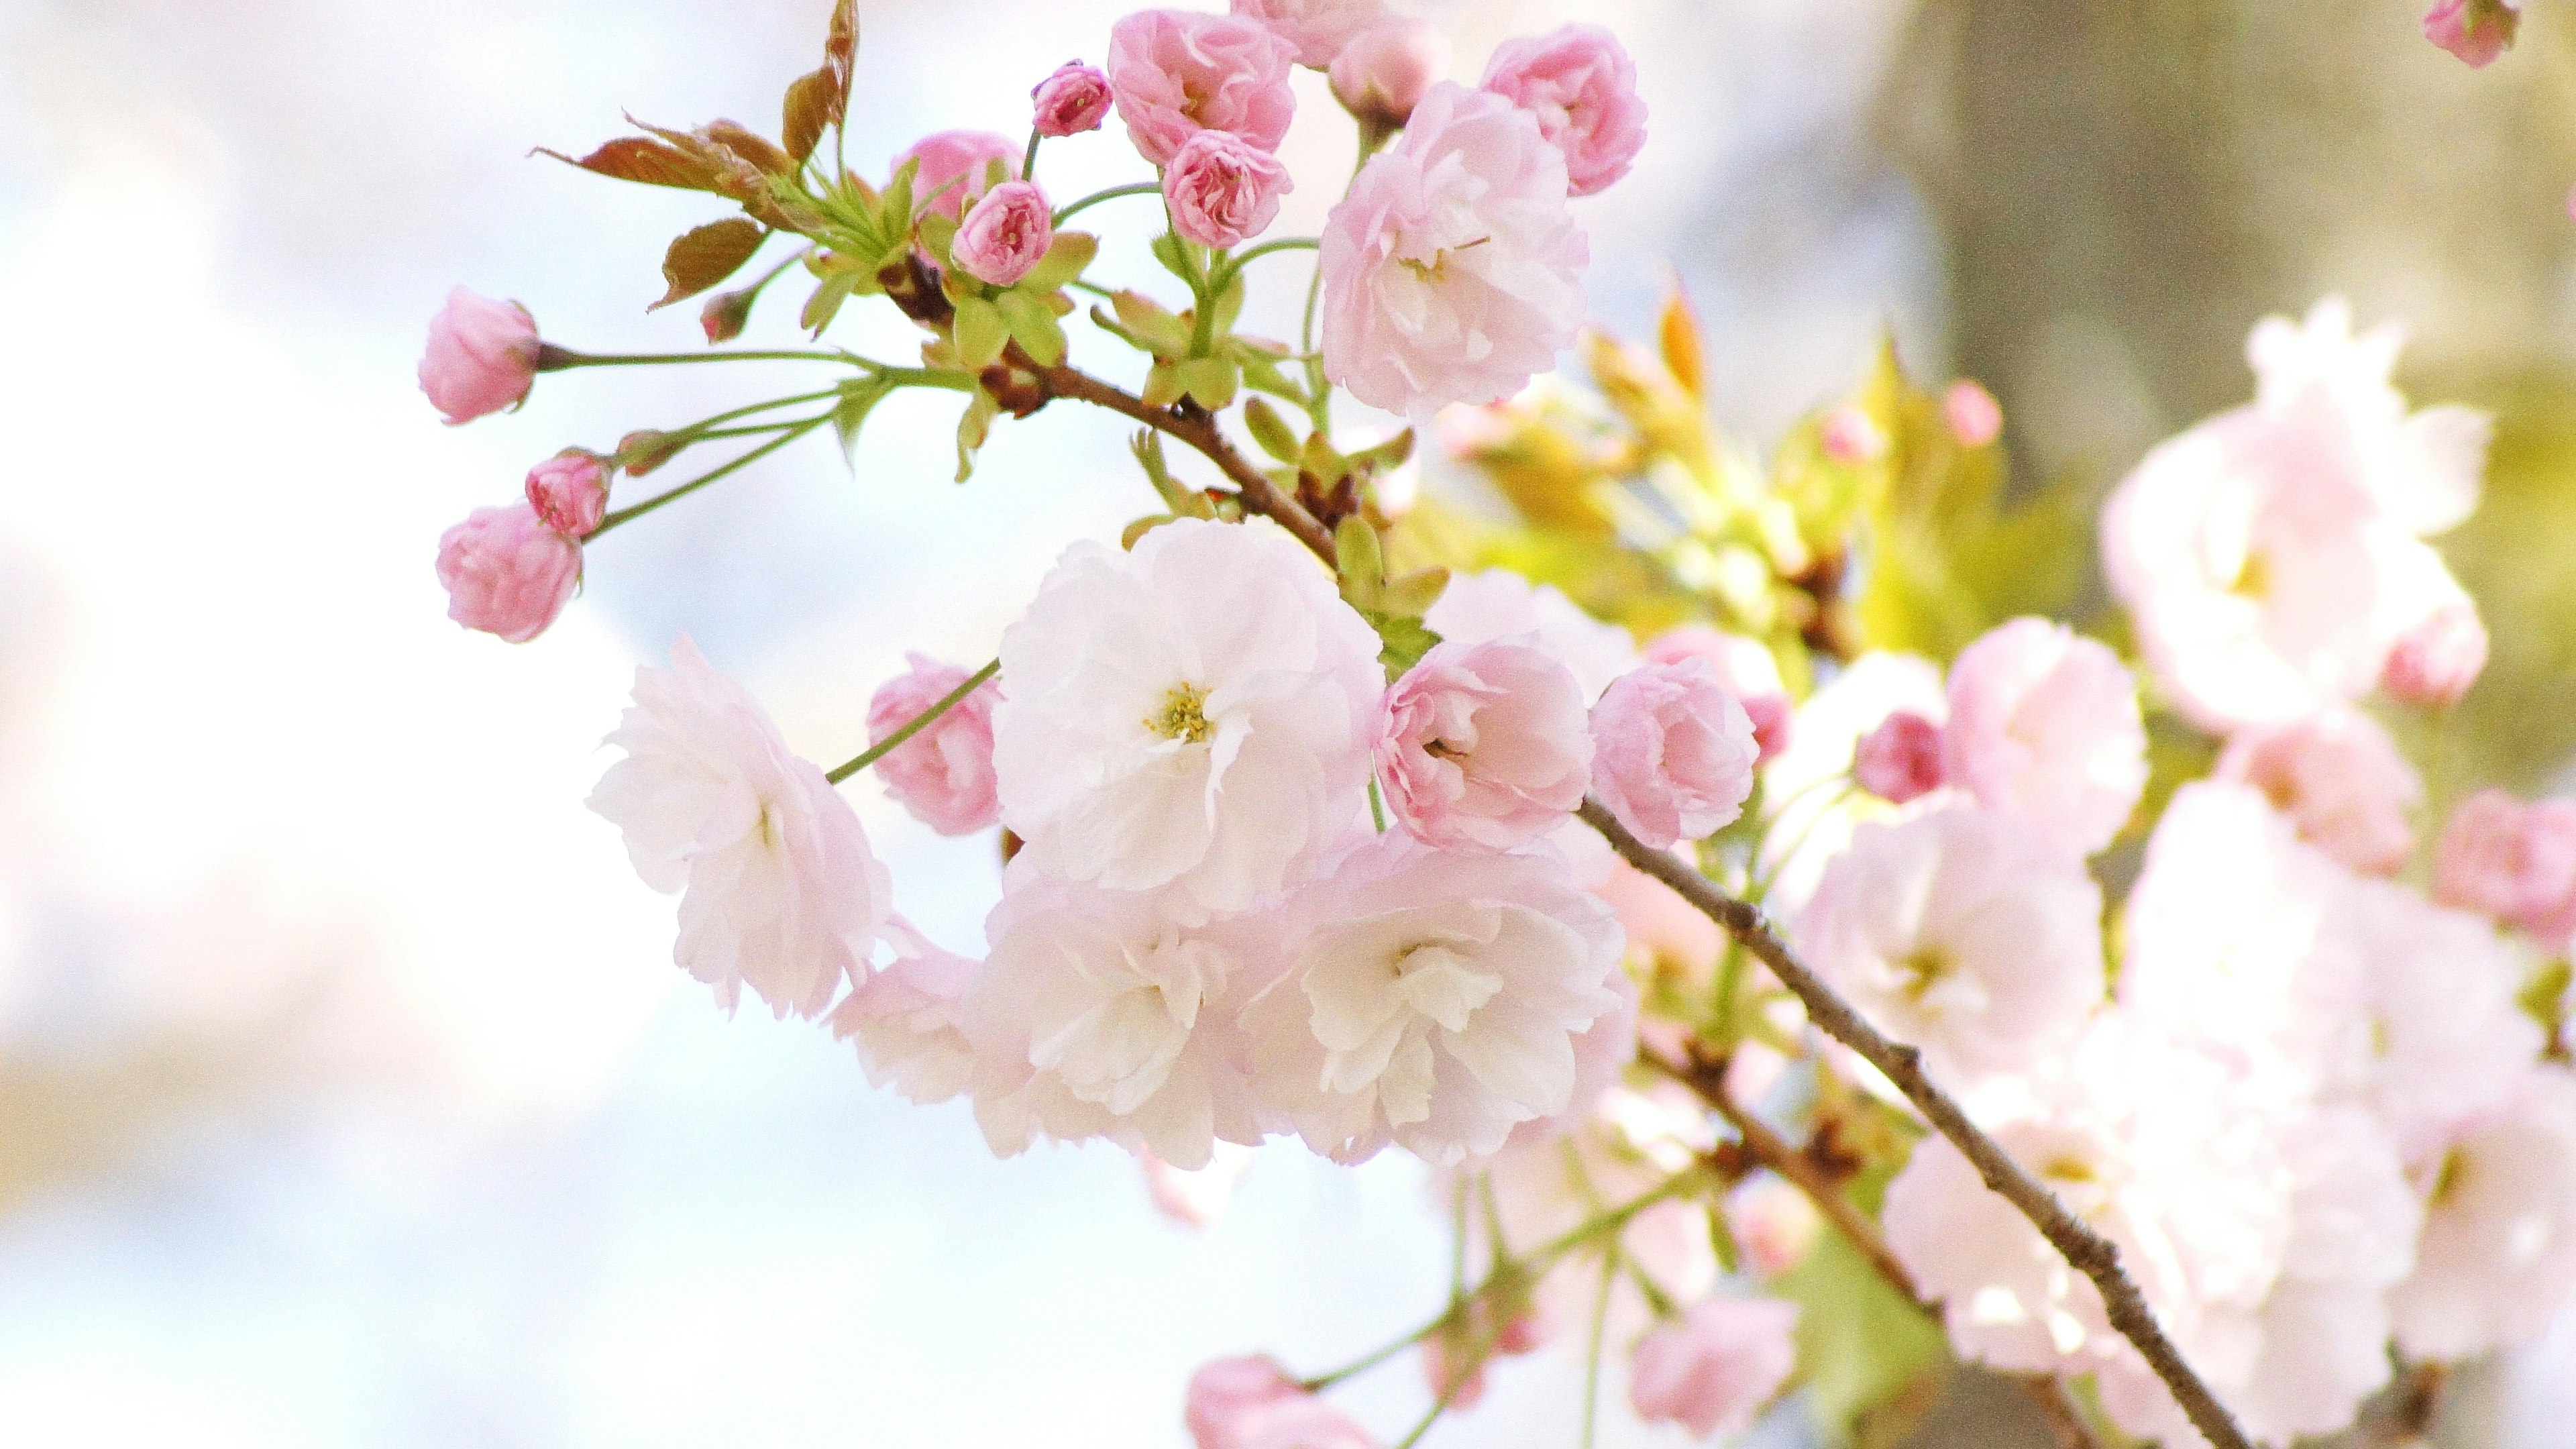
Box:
left=1578, top=799, right=2255, bottom=1449
left=1036, top=364, right=1339, bottom=564
left=1646, top=1046, right=2106, bottom=1449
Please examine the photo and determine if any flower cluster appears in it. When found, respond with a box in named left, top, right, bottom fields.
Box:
left=421, top=2, right=2576, bottom=1446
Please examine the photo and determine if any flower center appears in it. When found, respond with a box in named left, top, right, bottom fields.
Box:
left=1397, top=234, right=1490, bottom=284
left=2229, top=549, right=2271, bottom=600
left=1145, top=682, right=1215, bottom=744
left=1895, top=944, right=1955, bottom=1001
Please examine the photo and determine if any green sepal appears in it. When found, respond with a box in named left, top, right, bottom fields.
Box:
left=1022, top=231, right=1099, bottom=293
left=1111, top=290, right=1194, bottom=358
left=953, top=294, right=1009, bottom=370
left=955, top=390, right=1001, bottom=482
left=801, top=269, right=859, bottom=335
left=832, top=376, right=896, bottom=465
left=1242, top=396, right=1302, bottom=464
left=994, top=288, right=1066, bottom=366
left=1172, top=354, right=1237, bottom=409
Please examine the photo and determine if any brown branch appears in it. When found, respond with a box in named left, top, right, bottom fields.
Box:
left=1034, top=364, right=1338, bottom=566
left=1580, top=800, right=2254, bottom=1449
left=1653, top=1048, right=2105, bottom=1449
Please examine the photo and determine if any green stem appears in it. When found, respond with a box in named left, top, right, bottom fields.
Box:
left=590, top=415, right=832, bottom=537
left=1022, top=129, right=1042, bottom=182
left=1369, top=777, right=1389, bottom=834
left=649, top=388, right=846, bottom=449
left=1578, top=1248, right=1620, bottom=1449
left=1052, top=180, right=1161, bottom=226
left=824, top=659, right=1000, bottom=784
left=1210, top=236, right=1319, bottom=296
left=537, top=345, right=861, bottom=370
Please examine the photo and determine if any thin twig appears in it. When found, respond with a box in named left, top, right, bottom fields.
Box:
left=1035, top=364, right=1338, bottom=565
left=1579, top=799, right=2253, bottom=1449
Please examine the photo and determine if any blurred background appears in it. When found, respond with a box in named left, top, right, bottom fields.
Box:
left=2, top=0, right=2573, bottom=1444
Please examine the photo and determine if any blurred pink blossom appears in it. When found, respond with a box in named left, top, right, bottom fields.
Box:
left=2215, top=707, right=2422, bottom=876
left=1320, top=83, right=1587, bottom=415
left=1230, top=0, right=1392, bottom=68
left=1728, top=1176, right=1822, bottom=1276
left=1819, top=404, right=1885, bottom=464
left=1480, top=23, right=1648, bottom=197
left=434, top=502, right=580, bottom=643
left=1942, top=617, right=2147, bottom=857
left=1852, top=710, right=1943, bottom=804
left=2393, top=1069, right=2576, bottom=1360
left=1030, top=61, right=1114, bottom=137
left=952, top=180, right=1053, bottom=286
left=1377, top=639, right=1592, bottom=851
left=1108, top=10, right=1297, bottom=167
left=1330, top=21, right=1448, bottom=129
left=865, top=653, right=1002, bottom=836
left=418, top=286, right=538, bottom=425
left=1187, top=1356, right=1376, bottom=1449
left=1143, top=1142, right=1254, bottom=1228
left=1163, top=129, right=1293, bottom=249
left=2436, top=790, right=2576, bottom=945
left=1590, top=659, right=1758, bottom=848
left=2381, top=598, right=2488, bottom=706
left=2424, top=0, right=2523, bottom=67
left=1627, top=1297, right=1800, bottom=1438
left=892, top=129, right=1021, bottom=221
left=1943, top=379, right=2003, bottom=447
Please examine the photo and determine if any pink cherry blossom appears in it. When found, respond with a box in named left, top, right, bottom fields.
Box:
left=1819, top=404, right=1885, bottom=465
left=1330, top=21, right=1448, bottom=129
left=1729, top=1175, right=1822, bottom=1276
left=1796, top=805, right=2104, bottom=1088
left=1320, top=82, right=1588, bottom=416
left=588, top=637, right=894, bottom=1020
left=2382, top=597, right=2488, bottom=706
left=2215, top=706, right=2422, bottom=876
left=1163, top=129, right=1293, bottom=250
left=1627, top=1298, right=1800, bottom=1438
left=1230, top=0, right=1391, bottom=68
left=2424, top=0, right=2524, bottom=68
left=1376, top=639, right=1592, bottom=852
left=2436, top=790, right=2576, bottom=943
left=1030, top=61, right=1114, bottom=137
left=992, top=518, right=1383, bottom=920
left=1479, top=23, right=1648, bottom=197
left=1941, top=616, right=2147, bottom=857
left=1428, top=570, right=1641, bottom=702
left=828, top=916, right=980, bottom=1104
left=1186, top=1356, right=1377, bottom=1449
left=1943, top=379, right=2003, bottom=447
left=523, top=449, right=608, bottom=537
left=952, top=180, right=1053, bottom=287
left=865, top=653, right=1002, bottom=836
left=1852, top=710, right=1943, bottom=804
left=418, top=286, right=539, bottom=425
left=1107, top=10, right=1297, bottom=168
left=1246, top=833, right=1627, bottom=1165
left=2392, top=1069, right=2576, bottom=1360
left=1644, top=625, right=1792, bottom=761
left=892, top=129, right=1021, bottom=221
left=434, top=502, right=581, bottom=643
left=1590, top=659, right=1758, bottom=848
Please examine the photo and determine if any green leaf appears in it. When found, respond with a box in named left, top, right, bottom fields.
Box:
left=1150, top=231, right=1197, bottom=286
left=1173, top=355, right=1237, bottom=409
left=782, top=66, right=837, bottom=164
left=1209, top=270, right=1246, bottom=338
left=1362, top=610, right=1442, bottom=681
left=1242, top=396, right=1302, bottom=464
left=953, top=295, right=1009, bottom=370
left=650, top=217, right=766, bottom=311
left=1235, top=345, right=1307, bottom=406
left=1376, top=565, right=1450, bottom=621
left=881, top=156, right=920, bottom=235
left=994, top=289, right=1066, bottom=366
left=916, top=213, right=958, bottom=268
left=832, top=377, right=894, bottom=464
left=1774, top=1228, right=1949, bottom=1444
left=955, top=390, right=1000, bottom=482
left=1142, top=361, right=1187, bottom=409
left=800, top=268, right=858, bottom=335
left=1022, top=231, right=1099, bottom=292
left=1110, top=290, right=1193, bottom=358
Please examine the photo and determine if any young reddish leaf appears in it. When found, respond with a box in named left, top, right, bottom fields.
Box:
left=702, top=119, right=796, bottom=178
left=783, top=67, right=837, bottom=163
left=650, top=219, right=767, bottom=311
left=536, top=138, right=720, bottom=192
left=823, top=0, right=859, bottom=113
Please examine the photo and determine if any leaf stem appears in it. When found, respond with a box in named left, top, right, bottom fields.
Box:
left=590, top=414, right=832, bottom=537
left=1578, top=1247, right=1619, bottom=1449
left=1051, top=180, right=1162, bottom=226
left=824, top=659, right=1000, bottom=784
left=537, top=344, right=862, bottom=370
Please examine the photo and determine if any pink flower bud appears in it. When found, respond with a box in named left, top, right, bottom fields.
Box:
left=1629, top=1298, right=1799, bottom=1438
left=892, top=129, right=1022, bottom=221
left=1163, top=129, right=1294, bottom=250
left=419, top=286, right=539, bottom=425
left=1591, top=659, right=1759, bottom=849
left=1854, top=710, right=1943, bottom=804
left=434, top=503, right=580, bottom=643
left=1943, top=378, right=2003, bottom=447
left=1820, top=404, right=1885, bottom=465
left=2382, top=600, right=2488, bottom=707
left=1728, top=1175, right=1822, bottom=1276
left=952, top=180, right=1054, bottom=287
left=1742, top=693, right=1794, bottom=765
left=1329, top=21, right=1448, bottom=129
left=1481, top=23, right=1648, bottom=197
left=2436, top=790, right=2576, bottom=945
left=700, top=286, right=755, bottom=343
left=1185, top=1357, right=1375, bottom=1449
left=524, top=450, right=610, bottom=538
left=866, top=654, right=1002, bottom=836
left=2424, top=0, right=2522, bottom=67
left=1032, top=61, right=1115, bottom=136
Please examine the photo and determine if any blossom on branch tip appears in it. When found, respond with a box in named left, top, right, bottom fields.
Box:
left=587, top=637, right=894, bottom=1020
left=419, top=286, right=538, bottom=425
left=953, top=180, right=1054, bottom=287
left=865, top=653, right=1002, bottom=836
left=894, top=129, right=1022, bottom=221
left=1031, top=61, right=1114, bottom=137
left=435, top=502, right=581, bottom=643
left=1376, top=638, right=1593, bottom=852
left=1320, top=83, right=1588, bottom=417
left=1164, top=130, right=1293, bottom=250
left=1108, top=9, right=1297, bottom=167
left=1627, top=1297, right=1800, bottom=1438
left=1479, top=23, right=1648, bottom=197
left=1590, top=659, right=1758, bottom=849
left=524, top=449, right=608, bottom=537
